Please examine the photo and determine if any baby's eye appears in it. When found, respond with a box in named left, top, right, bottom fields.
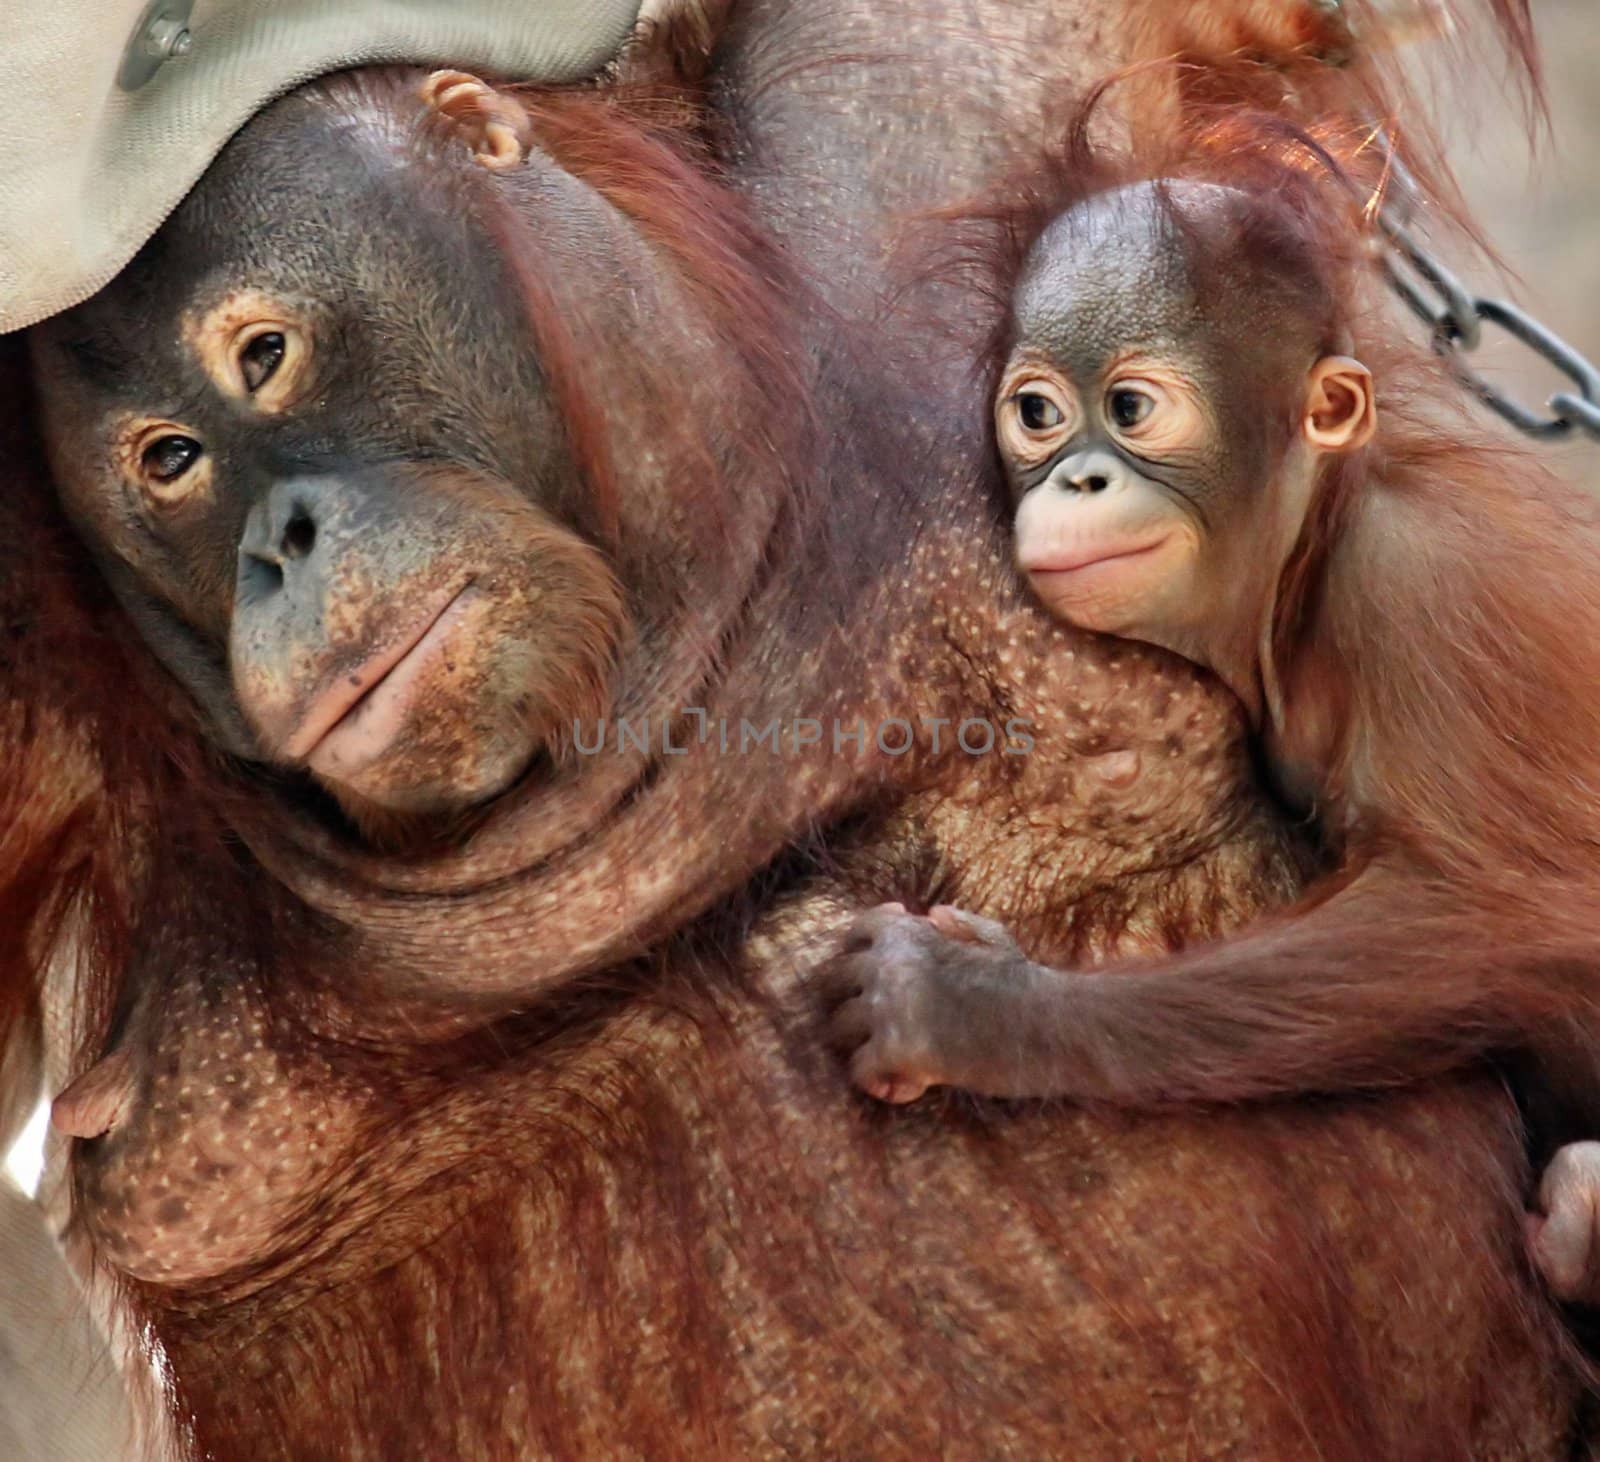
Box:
left=996, top=371, right=1076, bottom=466
left=1017, top=392, right=1064, bottom=432
left=1107, top=387, right=1155, bottom=430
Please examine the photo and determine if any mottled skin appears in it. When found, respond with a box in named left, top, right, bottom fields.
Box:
left=11, top=1, right=1582, bottom=1457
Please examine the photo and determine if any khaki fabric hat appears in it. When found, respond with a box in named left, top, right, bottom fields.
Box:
left=0, top=0, right=642, bottom=332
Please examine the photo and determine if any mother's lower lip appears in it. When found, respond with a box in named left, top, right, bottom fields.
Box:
left=283, top=586, right=471, bottom=762
left=1021, top=534, right=1172, bottom=577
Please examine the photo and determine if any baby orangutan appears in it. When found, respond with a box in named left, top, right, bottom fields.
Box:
left=824, top=172, right=1600, bottom=1300
left=997, top=178, right=1374, bottom=742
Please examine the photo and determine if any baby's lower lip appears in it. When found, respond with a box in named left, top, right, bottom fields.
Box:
left=1021, top=533, right=1172, bottom=576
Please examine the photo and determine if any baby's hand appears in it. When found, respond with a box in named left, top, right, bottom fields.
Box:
left=819, top=902, right=1030, bottom=1104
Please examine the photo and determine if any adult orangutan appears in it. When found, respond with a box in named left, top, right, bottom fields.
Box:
left=0, top=1, right=1586, bottom=1457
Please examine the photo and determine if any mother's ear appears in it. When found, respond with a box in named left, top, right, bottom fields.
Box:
left=1302, top=356, right=1376, bottom=452
left=419, top=71, right=534, bottom=171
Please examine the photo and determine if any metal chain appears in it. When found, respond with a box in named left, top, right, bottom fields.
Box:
left=1368, top=132, right=1600, bottom=443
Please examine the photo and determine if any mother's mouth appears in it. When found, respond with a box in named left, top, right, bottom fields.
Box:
left=284, top=584, right=475, bottom=764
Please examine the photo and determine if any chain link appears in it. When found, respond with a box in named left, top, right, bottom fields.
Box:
left=1368, top=131, right=1600, bottom=443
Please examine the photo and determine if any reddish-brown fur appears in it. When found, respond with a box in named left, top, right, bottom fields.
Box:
left=1, top=2, right=1590, bottom=1456
left=0, top=350, right=141, bottom=1062
left=467, top=81, right=814, bottom=557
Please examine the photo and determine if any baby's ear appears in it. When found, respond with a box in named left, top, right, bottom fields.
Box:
left=419, top=71, right=534, bottom=172
left=1302, top=356, right=1376, bottom=452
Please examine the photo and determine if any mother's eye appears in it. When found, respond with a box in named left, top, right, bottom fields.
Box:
left=240, top=330, right=286, bottom=392
left=143, top=434, right=203, bottom=483
left=186, top=298, right=312, bottom=409
left=124, top=421, right=212, bottom=508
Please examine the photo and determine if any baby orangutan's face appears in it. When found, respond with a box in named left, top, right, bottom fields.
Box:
left=996, top=180, right=1374, bottom=704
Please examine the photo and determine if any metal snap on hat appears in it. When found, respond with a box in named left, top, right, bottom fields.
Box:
left=0, top=0, right=642, bottom=333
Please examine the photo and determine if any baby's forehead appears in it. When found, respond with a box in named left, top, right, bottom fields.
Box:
left=1012, top=184, right=1211, bottom=366
left=1012, top=257, right=1201, bottom=378
left=1010, top=181, right=1318, bottom=381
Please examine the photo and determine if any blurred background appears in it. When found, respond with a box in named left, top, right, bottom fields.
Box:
left=1424, top=0, right=1599, bottom=482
